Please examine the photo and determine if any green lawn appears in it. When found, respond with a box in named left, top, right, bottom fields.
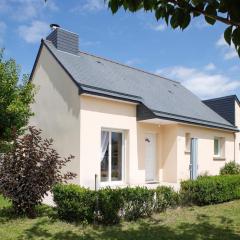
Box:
left=0, top=195, right=240, bottom=240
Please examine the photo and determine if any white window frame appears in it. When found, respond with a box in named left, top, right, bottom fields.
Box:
left=214, top=137, right=221, bottom=157
left=100, top=128, right=125, bottom=186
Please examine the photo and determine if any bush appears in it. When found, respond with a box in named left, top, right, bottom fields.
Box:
left=53, top=184, right=96, bottom=223
left=0, top=127, right=76, bottom=217
left=220, top=161, right=240, bottom=175
left=180, top=175, right=240, bottom=206
left=121, top=187, right=154, bottom=221
left=52, top=184, right=180, bottom=224
left=154, top=186, right=179, bottom=212
left=97, top=188, right=123, bottom=224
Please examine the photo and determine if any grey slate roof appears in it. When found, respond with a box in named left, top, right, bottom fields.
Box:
left=43, top=40, right=237, bottom=131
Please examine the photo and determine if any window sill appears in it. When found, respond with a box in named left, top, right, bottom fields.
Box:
left=185, top=150, right=190, bottom=154
left=213, top=156, right=225, bottom=161
left=145, top=181, right=159, bottom=184
left=99, top=181, right=125, bottom=189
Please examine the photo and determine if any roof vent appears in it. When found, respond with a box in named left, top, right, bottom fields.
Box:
left=46, top=24, right=79, bottom=55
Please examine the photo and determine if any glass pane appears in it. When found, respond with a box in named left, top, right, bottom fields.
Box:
left=101, top=131, right=109, bottom=182
left=111, top=132, right=122, bottom=181
left=214, top=138, right=219, bottom=156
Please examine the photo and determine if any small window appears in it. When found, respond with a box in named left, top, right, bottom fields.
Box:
left=214, top=137, right=225, bottom=158
left=214, top=138, right=220, bottom=156
left=185, top=133, right=191, bottom=152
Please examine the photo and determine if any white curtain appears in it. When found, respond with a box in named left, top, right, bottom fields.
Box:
left=101, top=131, right=109, bottom=162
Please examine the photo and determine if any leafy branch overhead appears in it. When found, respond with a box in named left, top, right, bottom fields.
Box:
left=107, top=0, right=240, bottom=57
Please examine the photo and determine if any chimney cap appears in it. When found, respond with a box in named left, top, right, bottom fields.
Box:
left=50, top=23, right=60, bottom=30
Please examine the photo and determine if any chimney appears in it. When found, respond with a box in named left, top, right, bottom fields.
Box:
left=46, top=24, right=79, bottom=55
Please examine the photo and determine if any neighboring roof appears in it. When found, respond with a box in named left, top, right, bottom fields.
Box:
left=38, top=40, right=237, bottom=132
left=203, top=95, right=240, bottom=126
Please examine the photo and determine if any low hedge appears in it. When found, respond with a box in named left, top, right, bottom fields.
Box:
left=180, top=175, right=240, bottom=206
left=121, top=187, right=154, bottom=221
left=52, top=184, right=177, bottom=224
left=155, top=186, right=179, bottom=212
left=53, top=184, right=96, bottom=222
left=97, top=188, right=123, bottom=224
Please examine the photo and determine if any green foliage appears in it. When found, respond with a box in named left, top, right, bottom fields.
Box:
left=0, top=49, right=35, bottom=152
left=154, top=186, right=179, bottom=212
left=53, top=184, right=96, bottom=222
left=97, top=188, right=123, bottom=224
left=115, top=187, right=154, bottom=221
left=0, top=127, right=76, bottom=217
left=53, top=185, right=179, bottom=224
left=220, top=161, right=240, bottom=175
left=180, top=175, right=240, bottom=206
left=108, top=0, right=240, bottom=57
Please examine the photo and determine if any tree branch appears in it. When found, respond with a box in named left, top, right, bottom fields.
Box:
left=167, top=0, right=240, bottom=27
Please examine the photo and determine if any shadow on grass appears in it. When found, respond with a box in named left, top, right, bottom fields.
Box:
left=18, top=214, right=240, bottom=240
left=0, top=203, right=58, bottom=224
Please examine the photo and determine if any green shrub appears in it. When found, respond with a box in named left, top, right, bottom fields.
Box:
left=97, top=188, right=123, bottom=224
left=154, top=186, right=179, bottom=212
left=52, top=184, right=180, bottom=224
left=121, top=187, right=154, bottom=221
left=180, top=175, right=240, bottom=206
left=53, top=184, right=96, bottom=222
left=220, top=161, right=240, bottom=175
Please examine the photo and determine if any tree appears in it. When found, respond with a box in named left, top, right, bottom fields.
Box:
left=107, top=0, right=240, bottom=56
left=0, top=49, right=35, bottom=152
left=0, top=126, right=76, bottom=217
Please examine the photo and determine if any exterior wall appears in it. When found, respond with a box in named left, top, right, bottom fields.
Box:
left=235, top=101, right=240, bottom=164
left=177, top=124, right=235, bottom=181
left=79, top=95, right=139, bottom=189
left=29, top=46, right=81, bottom=184
left=161, top=125, right=178, bottom=183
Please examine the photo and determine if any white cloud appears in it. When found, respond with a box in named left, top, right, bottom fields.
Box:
left=18, top=21, right=49, bottom=43
left=0, top=21, right=6, bottom=45
left=216, top=34, right=238, bottom=60
left=204, top=63, right=216, bottom=71
left=156, top=65, right=240, bottom=99
left=0, top=0, right=58, bottom=21
left=72, top=0, right=106, bottom=12
left=150, top=24, right=166, bottom=32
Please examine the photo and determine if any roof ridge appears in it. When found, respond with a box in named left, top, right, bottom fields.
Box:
left=78, top=50, right=180, bottom=84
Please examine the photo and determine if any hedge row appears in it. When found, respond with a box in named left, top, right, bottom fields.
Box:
left=53, top=185, right=178, bottom=224
left=53, top=174, right=240, bottom=224
left=180, top=175, right=240, bottom=206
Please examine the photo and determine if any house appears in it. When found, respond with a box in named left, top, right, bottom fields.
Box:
left=30, top=25, right=240, bottom=190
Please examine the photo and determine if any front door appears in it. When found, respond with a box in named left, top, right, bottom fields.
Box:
left=190, top=138, right=198, bottom=180
left=145, top=133, right=156, bottom=182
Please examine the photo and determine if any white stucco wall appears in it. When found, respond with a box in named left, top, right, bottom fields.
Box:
left=177, top=124, right=235, bottom=181
left=235, top=101, right=240, bottom=164
left=29, top=46, right=81, bottom=184
left=79, top=95, right=139, bottom=189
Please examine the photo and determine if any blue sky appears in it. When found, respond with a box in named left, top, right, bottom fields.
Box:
left=0, top=0, right=239, bottom=100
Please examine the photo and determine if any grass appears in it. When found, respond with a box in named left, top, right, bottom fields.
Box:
left=0, top=195, right=240, bottom=240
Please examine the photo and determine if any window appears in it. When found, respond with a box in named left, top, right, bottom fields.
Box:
left=185, top=133, right=191, bottom=152
left=101, top=129, right=124, bottom=184
left=214, top=137, right=225, bottom=158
